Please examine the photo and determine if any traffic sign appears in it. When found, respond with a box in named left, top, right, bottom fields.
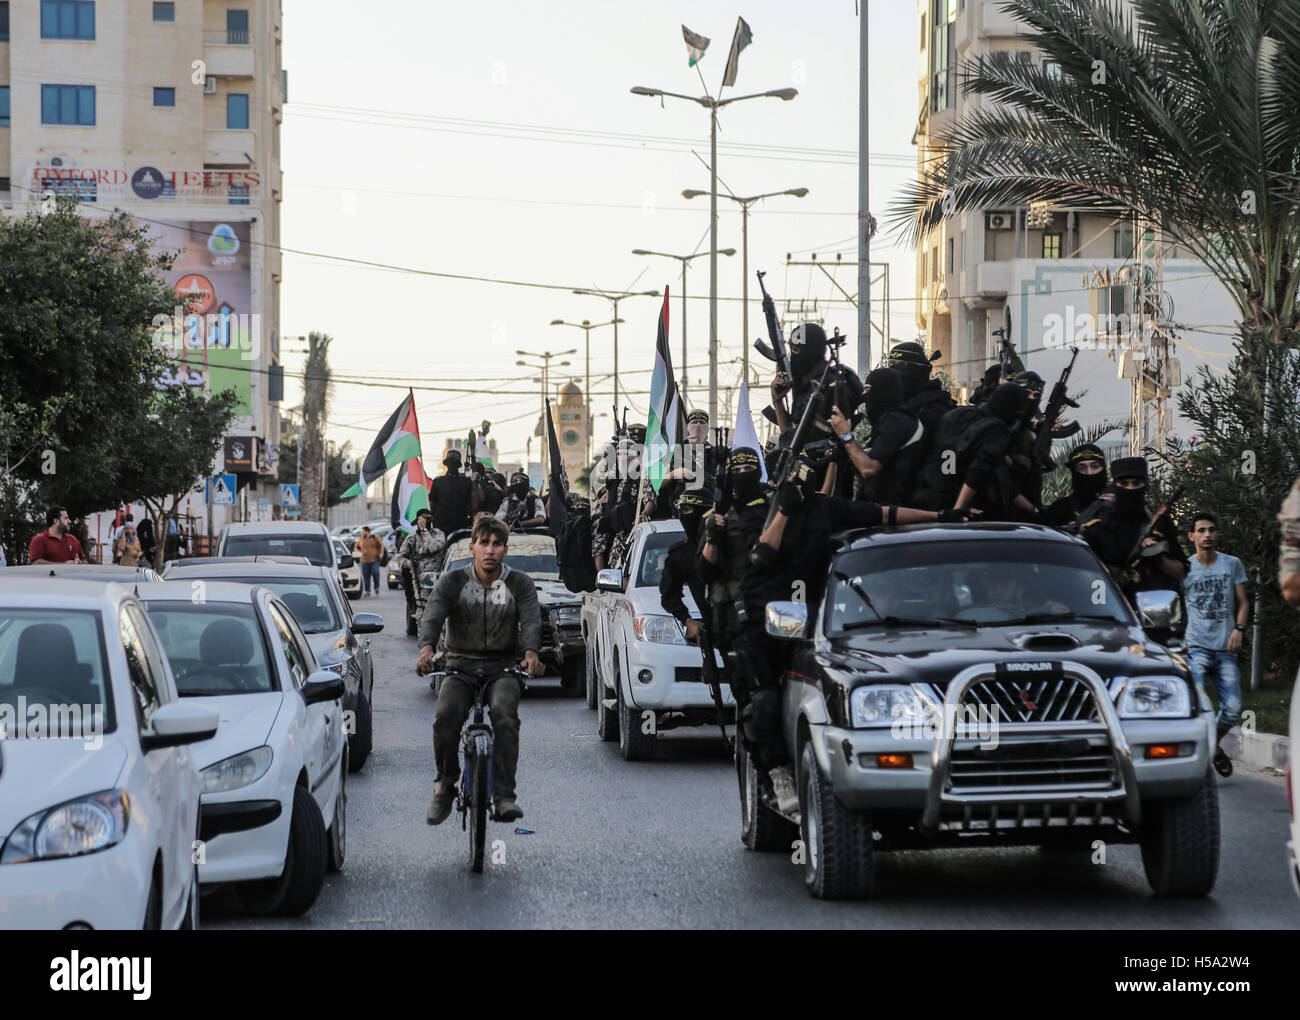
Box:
left=209, top=473, right=236, bottom=506
left=279, top=484, right=299, bottom=507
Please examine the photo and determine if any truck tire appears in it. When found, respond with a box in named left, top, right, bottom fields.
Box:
left=798, top=741, right=875, bottom=899
left=584, top=640, right=598, bottom=710
left=737, top=738, right=798, bottom=852
left=596, top=650, right=620, bottom=742
left=617, top=681, right=655, bottom=761
left=1140, top=769, right=1220, bottom=897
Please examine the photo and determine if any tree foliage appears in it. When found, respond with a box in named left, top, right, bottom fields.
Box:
left=299, top=332, right=333, bottom=522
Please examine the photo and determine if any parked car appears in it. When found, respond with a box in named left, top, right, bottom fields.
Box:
left=137, top=581, right=347, bottom=917
left=749, top=522, right=1219, bottom=900
left=435, top=531, right=585, bottom=691
left=161, top=561, right=381, bottom=771
left=0, top=579, right=218, bottom=929
left=583, top=520, right=730, bottom=759
left=216, top=521, right=348, bottom=574
left=1289, top=664, right=1299, bottom=898
left=333, top=538, right=363, bottom=601
left=5, top=563, right=163, bottom=583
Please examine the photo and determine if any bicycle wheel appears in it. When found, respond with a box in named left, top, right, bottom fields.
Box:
left=468, top=734, right=490, bottom=873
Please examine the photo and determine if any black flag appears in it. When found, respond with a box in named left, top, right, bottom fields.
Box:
left=545, top=399, right=568, bottom=539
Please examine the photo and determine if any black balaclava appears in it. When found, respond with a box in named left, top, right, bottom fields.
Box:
left=863, top=367, right=904, bottom=426
left=729, top=447, right=762, bottom=502
left=444, top=450, right=462, bottom=472
left=675, top=492, right=711, bottom=543
left=510, top=472, right=528, bottom=498
left=886, top=341, right=931, bottom=396
left=1109, top=456, right=1148, bottom=515
left=1014, top=370, right=1045, bottom=414
left=985, top=382, right=1032, bottom=426
left=788, top=322, right=828, bottom=378
left=1068, top=443, right=1107, bottom=503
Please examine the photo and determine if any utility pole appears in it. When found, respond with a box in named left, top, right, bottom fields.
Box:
left=857, top=0, right=871, bottom=374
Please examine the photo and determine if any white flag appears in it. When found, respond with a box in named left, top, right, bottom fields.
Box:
left=731, top=382, right=768, bottom=483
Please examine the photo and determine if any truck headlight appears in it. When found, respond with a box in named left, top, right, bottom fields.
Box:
left=850, top=685, right=924, bottom=728
left=1, top=790, right=129, bottom=864
left=632, top=615, right=686, bottom=644
left=552, top=604, right=581, bottom=624
left=1116, top=676, right=1192, bottom=718
left=202, top=746, right=274, bottom=794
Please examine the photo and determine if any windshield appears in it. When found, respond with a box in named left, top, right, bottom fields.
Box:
left=636, top=530, right=683, bottom=588
left=443, top=535, right=560, bottom=580
left=0, top=609, right=115, bottom=738
left=224, top=533, right=331, bottom=567
left=222, top=579, right=342, bottom=634
left=826, top=539, right=1133, bottom=635
left=142, top=601, right=278, bottom=695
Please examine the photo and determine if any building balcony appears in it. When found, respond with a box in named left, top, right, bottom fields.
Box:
left=981, top=3, right=1023, bottom=39
left=203, top=36, right=255, bottom=77
left=204, top=128, right=256, bottom=166
left=976, top=261, right=1010, bottom=300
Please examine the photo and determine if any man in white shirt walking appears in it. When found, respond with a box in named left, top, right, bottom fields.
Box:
left=1183, top=511, right=1249, bottom=778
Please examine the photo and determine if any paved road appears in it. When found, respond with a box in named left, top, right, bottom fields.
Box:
left=209, top=585, right=1300, bottom=930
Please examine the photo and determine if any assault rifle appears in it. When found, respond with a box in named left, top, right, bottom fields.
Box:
left=753, top=270, right=793, bottom=383
left=763, top=360, right=835, bottom=530
left=1030, top=347, right=1081, bottom=470
left=711, top=426, right=732, bottom=517
left=1127, top=484, right=1186, bottom=566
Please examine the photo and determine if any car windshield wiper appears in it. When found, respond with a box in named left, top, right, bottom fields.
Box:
left=984, top=611, right=1119, bottom=626
left=840, top=615, right=976, bottom=632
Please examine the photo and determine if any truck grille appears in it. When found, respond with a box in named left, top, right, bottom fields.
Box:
left=949, top=737, right=1117, bottom=792
left=960, top=674, right=1099, bottom=724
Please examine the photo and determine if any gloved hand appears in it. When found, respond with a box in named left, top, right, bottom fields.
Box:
left=777, top=483, right=803, bottom=517
left=937, top=507, right=971, bottom=523
left=705, top=512, right=725, bottom=542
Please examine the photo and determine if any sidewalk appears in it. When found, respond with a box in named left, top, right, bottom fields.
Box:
left=1222, top=726, right=1289, bottom=771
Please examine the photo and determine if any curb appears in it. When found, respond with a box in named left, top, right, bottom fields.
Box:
left=1221, top=726, right=1289, bottom=771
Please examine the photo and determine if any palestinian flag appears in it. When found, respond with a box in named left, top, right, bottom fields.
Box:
left=340, top=390, right=422, bottom=498
left=682, top=25, right=710, bottom=66
left=474, top=431, right=494, bottom=469
left=722, top=17, right=753, bottom=87
left=390, top=457, right=433, bottom=534
left=643, top=287, right=677, bottom=493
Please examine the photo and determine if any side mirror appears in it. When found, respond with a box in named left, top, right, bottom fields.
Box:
left=352, top=612, right=384, bottom=634
left=765, top=601, right=808, bottom=640
left=596, top=568, right=624, bottom=593
left=1135, top=589, right=1185, bottom=639
left=141, top=702, right=219, bottom=751
left=302, top=669, right=346, bottom=705
left=339, top=554, right=355, bottom=569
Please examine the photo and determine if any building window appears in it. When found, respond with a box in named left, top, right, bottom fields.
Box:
left=0, top=3, right=9, bottom=42
left=920, top=13, right=925, bottom=51
left=0, top=86, right=8, bottom=127
left=41, top=84, right=95, bottom=125
left=0, top=177, right=9, bottom=192
left=41, top=1, right=95, bottom=40
left=226, top=93, right=249, bottom=129
left=227, top=8, right=249, bottom=44
left=1114, top=223, right=1135, bottom=259
left=946, top=237, right=954, bottom=275
left=931, top=246, right=939, bottom=282
left=1042, top=233, right=1063, bottom=259
left=153, top=87, right=175, bottom=107
left=228, top=184, right=250, bottom=205
left=152, top=1, right=174, bottom=21
left=930, top=0, right=958, bottom=112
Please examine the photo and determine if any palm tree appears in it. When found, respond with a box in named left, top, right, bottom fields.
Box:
left=894, top=0, right=1300, bottom=368
left=299, top=331, right=333, bottom=523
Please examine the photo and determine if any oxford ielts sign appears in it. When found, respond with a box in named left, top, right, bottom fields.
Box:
left=28, top=166, right=262, bottom=202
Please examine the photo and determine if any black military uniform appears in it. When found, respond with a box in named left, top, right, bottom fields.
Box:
left=841, top=366, right=925, bottom=505
left=429, top=451, right=476, bottom=536
left=1039, top=443, right=1109, bottom=528
left=658, top=492, right=711, bottom=634
left=885, top=341, right=955, bottom=469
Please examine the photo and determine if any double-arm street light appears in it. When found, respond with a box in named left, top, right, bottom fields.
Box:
left=683, top=187, right=808, bottom=383
left=516, top=349, right=574, bottom=480
left=550, top=317, right=623, bottom=463
left=630, top=84, right=797, bottom=420
left=631, top=247, right=734, bottom=407
left=571, top=288, right=660, bottom=412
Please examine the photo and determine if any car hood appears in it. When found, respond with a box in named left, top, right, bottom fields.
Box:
left=184, top=693, right=284, bottom=770
left=535, top=579, right=580, bottom=607
left=0, top=734, right=129, bottom=832
left=823, top=621, right=1183, bottom=688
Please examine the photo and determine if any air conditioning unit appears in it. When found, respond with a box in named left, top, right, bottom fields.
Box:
left=203, top=76, right=218, bottom=94
left=986, top=213, right=1013, bottom=230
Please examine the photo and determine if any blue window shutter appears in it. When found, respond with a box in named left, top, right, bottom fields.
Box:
left=78, top=0, right=93, bottom=39
left=154, top=87, right=174, bottom=107
left=79, top=85, right=94, bottom=124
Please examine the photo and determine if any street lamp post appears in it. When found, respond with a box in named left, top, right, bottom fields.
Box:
left=683, top=187, right=808, bottom=384
left=571, top=289, right=659, bottom=412
left=631, top=247, right=734, bottom=406
left=551, top=317, right=622, bottom=463
left=516, top=348, right=574, bottom=482
left=631, top=84, right=797, bottom=421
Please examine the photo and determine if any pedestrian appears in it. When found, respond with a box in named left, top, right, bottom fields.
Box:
left=353, top=525, right=384, bottom=596
left=1182, top=512, right=1249, bottom=777
left=136, top=515, right=157, bottom=568
left=29, top=506, right=85, bottom=564
left=114, top=523, right=143, bottom=566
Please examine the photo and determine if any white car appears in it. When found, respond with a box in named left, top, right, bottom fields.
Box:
left=0, top=580, right=218, bottom=930
left=137, top=581, right=347, bottom=917
left=217, top=520, right=340, bottom=572
left=333, top=538, right=363, bottom=600
left=1290, top=665, right=1299, bottom=898
left=586, top=520, right=731, bottom=761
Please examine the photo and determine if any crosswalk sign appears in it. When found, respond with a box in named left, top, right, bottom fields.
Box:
left=209, top=473, right=236, bottom=506
left=279, top=484, right=299, bottom=507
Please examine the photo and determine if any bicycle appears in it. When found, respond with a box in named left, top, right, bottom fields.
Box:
left=425, top=665, right=529, bottom=873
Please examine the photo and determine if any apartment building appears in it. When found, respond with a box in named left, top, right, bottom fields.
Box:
left=1, top=0, right=285, bottom=525
left=914, top=0, right=1237, bottom=448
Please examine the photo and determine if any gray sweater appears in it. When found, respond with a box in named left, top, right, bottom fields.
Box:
left=417, top=563, right=541, bottom=669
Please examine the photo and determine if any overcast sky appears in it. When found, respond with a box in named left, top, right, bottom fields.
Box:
left=279, top=0, right=920, bottom=469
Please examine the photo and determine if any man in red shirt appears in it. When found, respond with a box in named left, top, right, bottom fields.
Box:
left=29, top=506, right=85, bottom=564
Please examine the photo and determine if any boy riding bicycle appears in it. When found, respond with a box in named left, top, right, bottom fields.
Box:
left=416, top=514, right=544, bottom=824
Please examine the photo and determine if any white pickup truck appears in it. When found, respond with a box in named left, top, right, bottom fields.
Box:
left=580, top=520, right=731, bottom=761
